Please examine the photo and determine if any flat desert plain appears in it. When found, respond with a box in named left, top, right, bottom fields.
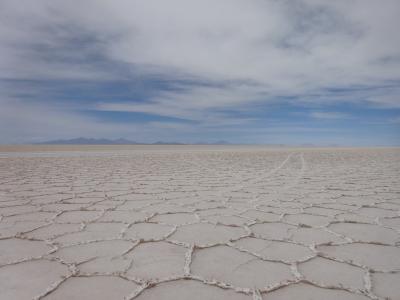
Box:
left=0, top=146, right=399, bottom=300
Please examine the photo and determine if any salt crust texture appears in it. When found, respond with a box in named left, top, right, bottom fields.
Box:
left=0, top=147, right=399, bottom=299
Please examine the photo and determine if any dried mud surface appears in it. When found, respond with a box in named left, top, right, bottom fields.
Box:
left=0, top=146, right=399, bottom=299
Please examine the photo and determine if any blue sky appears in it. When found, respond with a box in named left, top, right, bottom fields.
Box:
left=1, top=0, right=399, bottom=145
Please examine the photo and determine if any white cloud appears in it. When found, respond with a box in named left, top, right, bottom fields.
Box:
left=2, top=1, right=400, bottom=90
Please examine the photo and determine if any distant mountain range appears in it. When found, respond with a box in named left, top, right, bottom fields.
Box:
left=36, top=138, right=138, bottom=145
left=35, top=137, right=231, bottom=145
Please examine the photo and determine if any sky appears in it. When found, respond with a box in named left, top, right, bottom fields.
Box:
left=1, top=0, right=399, bottom=145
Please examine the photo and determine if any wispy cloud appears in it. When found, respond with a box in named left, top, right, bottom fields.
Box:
left=310, top=112, right=350, bottom=119
left=97, top=83, right=269, bottom=121
left=389, top=116, right=400, bottom=124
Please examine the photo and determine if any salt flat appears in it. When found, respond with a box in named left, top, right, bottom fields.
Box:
left=0, top=146, right=399, bottom=300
